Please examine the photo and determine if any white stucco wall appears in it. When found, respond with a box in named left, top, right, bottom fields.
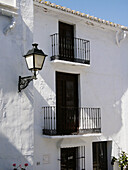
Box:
left=0, top=0, right=128, bottom=169
left=0, top=0, right=34, bottom=169
left=0, top=0, right=16, bottom=7
left=33, top=4, right=128, bottom=170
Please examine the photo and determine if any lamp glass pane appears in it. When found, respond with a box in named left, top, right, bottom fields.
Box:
left=25, top=55, right=34, bottom=70
left=35, top=54, right=45, bottom=69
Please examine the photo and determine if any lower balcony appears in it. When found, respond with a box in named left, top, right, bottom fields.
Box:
left=42, top=106, right=101, bottom=136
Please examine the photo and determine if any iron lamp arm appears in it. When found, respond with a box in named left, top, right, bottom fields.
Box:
left=18, top=74, right=36, bottom=92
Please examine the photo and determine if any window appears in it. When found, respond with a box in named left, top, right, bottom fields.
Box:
left=60, top=146, right=85, bottom=170
left=93, top=142, right=108, bottom=170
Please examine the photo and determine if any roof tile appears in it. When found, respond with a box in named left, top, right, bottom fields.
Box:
left=34, top=0, right=128, bottom=31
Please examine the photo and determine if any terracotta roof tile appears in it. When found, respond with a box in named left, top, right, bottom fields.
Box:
left=34, top=0, right=128, bottom=31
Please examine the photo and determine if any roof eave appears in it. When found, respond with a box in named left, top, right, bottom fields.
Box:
left=33, top=0, right=128, bottom=32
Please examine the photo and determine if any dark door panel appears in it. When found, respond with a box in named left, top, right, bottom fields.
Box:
left=59, top=22, right=74, bottom=60
left=56, top=72, right=78, bottom=135
left=61, top=147, right=77, bottom=170
left=93, top=142, right=108, bottom=170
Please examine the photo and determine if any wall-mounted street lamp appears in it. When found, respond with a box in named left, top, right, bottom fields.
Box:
left=18, top=43, right=47, bottom=92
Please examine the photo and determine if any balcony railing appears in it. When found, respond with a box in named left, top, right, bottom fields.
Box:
left=51, top=33, right=90, bottom=64
left=42, top=106, right=101, bottom=136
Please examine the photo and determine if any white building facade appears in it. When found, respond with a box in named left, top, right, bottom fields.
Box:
left=0, top=0, right=128, bottom=169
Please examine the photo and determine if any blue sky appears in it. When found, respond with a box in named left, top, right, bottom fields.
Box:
left=50, top=0, right=128, bottom=27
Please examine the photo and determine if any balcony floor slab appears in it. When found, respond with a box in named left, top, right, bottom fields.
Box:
left=42, top=133, right=102, bottom=139
left=51, top=59, right=90, bottom=67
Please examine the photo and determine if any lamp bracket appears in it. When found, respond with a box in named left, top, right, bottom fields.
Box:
left=18, top=75, right=36, bottom=92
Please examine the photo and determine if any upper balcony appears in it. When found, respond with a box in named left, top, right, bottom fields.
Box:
left=50, top=33, right=90, bottom=65
left=42, top=106, right=101, bottom=136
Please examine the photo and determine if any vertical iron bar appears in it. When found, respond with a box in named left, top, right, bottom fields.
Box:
left=43, top=108, right=45, bottom=132
left=57, top=33, right=59, bottom=56
left=85, top=108, right=87, bottom=130
left=82, top=40, right=84, bottom=61
left=84, top=146, right=85, bottom=169
left=81, top=39, right=82, bottom=60
left=53, top=34, right=55, bottom=57
left=64, top=36, right=66, bottom=58
left=89, top=41, right=90, bottom=62
left=82, top=107, right=84, bottom=131
left=98, top=108, right=99, bottom=129
left=87, top=108, right=89, bottom=130
left=93, top=108, right=95, bottom=129
left=82, top=146, right=83, bottom=169
left=86, top=41, right=87, bottom=61
left=88, top=41, right=89, bottom=61
left=96, top=108, right=98, bottom=129
left=55, top=34, right=56, bottom=57
left=51, top=35, right=53, bottom=57
left=82, top=39, right=83, bottom=61
left=79, top=107, right=81, bottom=132
left=46, top=107, right=47, bottom=130
left=76, top=38, right=77, bottom=59
left=51, top=107, right=53, bottom=131
left=86, top=108, right=87, bottom=130
left=83, top=108, right=85, bottom=130
left=47, top=107, right=49, bottom=131
left=99, top=109, right=101, bottom=129
left=95, top=108, right=97, bottom=129
left=54, top=106, right=55, bottom=132
left=74, top=38, right=75, bottom=59
left=92, top=108, right=93, bottom=130
left=94, top=108, right=95, bottom=130
left=93, top=108, right=94, bottom=129
left=80, top=39, right=81, bottom=60
left=45, top=107, right=47, bottom=128
left=85, top=107, right=86, bottom=130
left=85, top=41, right=87, bottom=62
left=90, top=108, right=91, bottom=130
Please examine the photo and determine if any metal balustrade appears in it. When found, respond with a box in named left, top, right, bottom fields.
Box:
left=51, top=33, right=90, bottom=64
left=42, top=106, right=101, bottom=136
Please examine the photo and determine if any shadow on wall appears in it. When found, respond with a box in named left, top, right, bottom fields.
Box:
left=0, top=4, right=34, bottom=94
left=79, top=71, right=127, bottom=138
left=39, top=67, right=124, bottom=136
left=22, top=50, right=128, bottom=141
left=0, top=133, right=33, bottom=170
left=0, top=3, right=34, bottom=170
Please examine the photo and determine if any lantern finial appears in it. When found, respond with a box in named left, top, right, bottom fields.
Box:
left=32, top=43, right=38, bottom=49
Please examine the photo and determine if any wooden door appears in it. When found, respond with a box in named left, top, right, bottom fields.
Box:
left=56, top=72, right=78, bottom=135
left=59, top=22, right=74, bottom=60
left=93, top=142, right=108, bottom=170
left=61, top=147, right=77, bottom=170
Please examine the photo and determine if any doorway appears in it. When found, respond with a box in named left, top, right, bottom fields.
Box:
left=59, top=22, right=74, bottom=60
left=61, top=147, right=77, bottom=170
left=56, top=72, right=78, bottom=135
left=93, top=142, right=108, bottom=170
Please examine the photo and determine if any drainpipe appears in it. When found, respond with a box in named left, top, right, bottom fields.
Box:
left=116, top=30, right=127, bottom=46
left=0, top=8, right=18, bottom=35
left=3, top=16, right=16, bottom=35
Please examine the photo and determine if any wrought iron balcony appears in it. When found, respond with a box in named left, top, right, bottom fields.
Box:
left=42, top=106, right=101, bottom=136
left=51, top=33, right=90, bottom=64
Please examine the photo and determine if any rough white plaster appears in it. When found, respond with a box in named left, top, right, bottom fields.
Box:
left=0, top=1, right=128, bottom=169
left=0, top=0, right=16, bottom=7
left=0, top=0, right=34, bottom=169
left=33, top=5, right=128, bottom=170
